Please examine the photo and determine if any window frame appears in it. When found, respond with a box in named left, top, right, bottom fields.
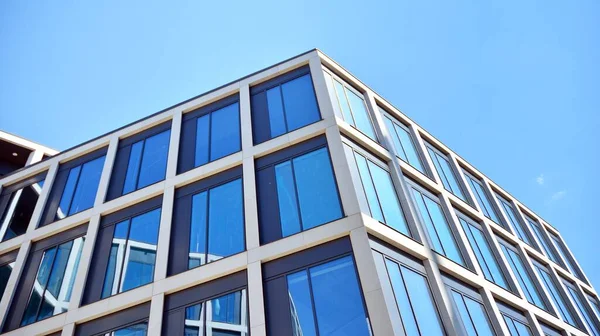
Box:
left=379, top=108, right=428, bottom=175
left=547, top=231, right=586, bottom=282
left=494, top=194, right=537, bottom=249
left=168, top=166, right=245, bottom=276
left=74, top=302, right=150, bottom=336
left=250, top=65, right=322, bottom=145
left=106, top=121, right=172, bottom=201
left=263, top=237, right=371, bottom=336
left=496, top=301, right=534, bottom=336
left=0, top=249, right=19, bottom=300
left=461, top=169, right=503, bottom=225
left=523, top=215, right=561, bottom=265
left=178, top=93, right=241, bottom=174
left=255, top=135, right=344, bottom=245
left=560, top=278, right=600, bottom=335
left=3, top=224, right=88, bottom=332
left=0, top=171, right=47, bottom=241
left=40, top=147, right=107, bottom=226
left=82, top=196, right=162, bottom=305
left=423, top=142, right=470, bottom=205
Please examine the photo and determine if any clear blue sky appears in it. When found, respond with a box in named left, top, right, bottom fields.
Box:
left=1, top=1, right=599, bottom=288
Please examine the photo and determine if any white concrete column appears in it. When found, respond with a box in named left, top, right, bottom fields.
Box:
left=0, top=240, right=31, bottom=328
left=25, top=149, right=44, bottom=166
left=480, top=288, right=512, bottom=335
left=325, top=126, right=361, bottom=217
left=243, top=157, right=260, bottom=250
left=165, top=112, right=182, bottom=179
left=147, top=293, right=165, bottom=336
left=247, top=261, right=265, bottom=336
left=68, top=214, right=101, bottom=310
left=154, top=186, right=175, bottom=282
left=61, top=322, right=75, bottom=336
left=309, top=56, right=336, bottom=121
left=94, top=137, right=119, bottom=206
left=239, top=83, right=253, bottom=152
left=25, top=160, right=59, bottom=234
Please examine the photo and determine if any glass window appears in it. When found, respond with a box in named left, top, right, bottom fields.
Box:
left=56, top=156, right=105, bottom=220
left=533, top=263, right=579, bottom=327
left=498, top=242, right=547, bottom=310
left=450, top=290, right=495, bottom=336
left=286, top=255, right=370, bottom=336
left=540, top=323, right=563, bottom=336
left=382, top=113, right=425, bottom=173
left=325, top=72, right=377, bottom=141
left=20, top=237, right=84, bottom=326
left=188, top=179, right=244, bottom=270
left=194, top=102, right=241, bottom=168
left=463, top=173, right=500, bottom=223
left=425, top=145, right=466, bottom=202
left=410, top=186, right=464, bottom=265
left=502, top=314, right=533, bottom=336
left=586, top=293, right=600, bottom=320
left=101, top=208, right=160, bottom=298
left=0, top=179, right=44, bottom=241
left=110, top=322, right=148, bottom=336
left=274, top=147, right=342, bottom=237
left=352, top=151, right=409, bottom=235
left=0, top=261, right=14, bottom=299
left=184, top=289, right=248, bottom=336
left=122, top=130, right=170, bottom=195
left=562, top=281, right=600, bottom=336
left=457, top=216, right=509, bottom=290
left=524, top=217, right=559, bottom=264
left=385, top=258, right=445, bottom=335
left=495, top=196, right=534, bottom=247
left=548, top=232, right=584, bottom=281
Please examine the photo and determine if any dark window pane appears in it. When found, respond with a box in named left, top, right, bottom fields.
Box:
left=208, top=179, right=244, bottom=261
left=123, top=141, right=143, bottom=195
left=287, top=270, right=317, bottom=336
left=309, top=256, right=370, bottom=336
left=1, top=179, right=45, bottom=241
left=113, top=322, right=148, bottom=336
left=267, top=87, right=287, bottom=138
left=102, top=243, right=120, bottom=299
left=137, top=130, right=170, bottom=189
left=275, top=161, right=302, bottom=237
left=57, top=166, right=81, bottom=220
left=0, top=263, right=13, bottom=298
left=293, top=148, right=343, bottom=230
left=210, top=103, right=241, bottom=161
left=281, top=74, right=320, bottom=132
left=189, top=191, right=208, bottom=268
left=195, top=115, right=210, bottom=167
left=68, top=156, right=105, bottom=216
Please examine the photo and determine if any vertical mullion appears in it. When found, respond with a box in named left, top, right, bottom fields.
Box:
left=306, top=268, right=321, bottom=336
left=205, top=188, right=211, bottom=265
left=134, top=140, right=146, bottom=191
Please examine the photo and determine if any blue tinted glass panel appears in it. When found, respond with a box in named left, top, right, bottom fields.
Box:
left=549, top=234, right=581, bottom=278
left=137, top=130, right=170, bottom=189
left=211, top=291, right=241, bottom=324
left=427, top=148, right=465, bottom=201
left=121, top=209, right=160, bottom=292
left=210, top=103, right=240, bottom=161
left=500, top=244, right=546, bottom=309
left=194, top=114, right=210, bottom=167
left=534, top=266, right=577, bottom=326
left=384, top=117, right=406, bottom=162
left=466, top=176, right=499, bottom=223
left=394, top=123, right=424, bottom=173
left=275, top=161, right=302, bottom=237
left=123, top=141, right=143, bottom=194
left=309, top=256, right=370, bottom=336
left=503, top=315, right=533, bottom=336
left=293, top=148, right=342, bottom=230
left=22, top=246, right=57, bottom=326
left=113, top=322, right=148, bottom=336
left=287, top=271, right=317, bottom=336
left=412, top=190, right=444, bottom=252
left=102, top=244, right=120, bottom=298
left=208, top=179, right=244, bottom=261
left=463, top=295, right=494, bottom=336
left=452, top=291, right=478, bottom=336
left=69, top=156, right=105, bottom=215
left=386, top=259, right=444, bottom=336
left=267, top=87, right=287, bottom=138
left=565, top=285, right=600, bottom=335
left=346, top=90, right=377, bottom=141
left=189, top=191, right=208, bottom=269
left=497, top=197, right=532, bottom=246
left=587, top=294, right=600, bottom=321
left=459, top=218, right=508, bottom=289
left=281, top=74, right=320, bottom=132
left=422, top=194, right=463, bottom=265
left=333, top=80, right=354, bottom=124
left=354, top=153, right=385, bottom=223
left=57, top=166, right=80, bottom=220
left=368, top=160, right=409, bottom=234
left=527, top=220, right=558, bottom=263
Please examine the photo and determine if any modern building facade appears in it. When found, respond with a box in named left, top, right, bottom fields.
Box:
left=0, top=131, right=57, bottom=177
left=0, top=49, right=598, bottom=336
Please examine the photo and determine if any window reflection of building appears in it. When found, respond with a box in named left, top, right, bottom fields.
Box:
left=102, top=238, right=157, bottom=298
left=184, top=289, right=248, bottom=336
left=0, top=180, right=44, bottom=241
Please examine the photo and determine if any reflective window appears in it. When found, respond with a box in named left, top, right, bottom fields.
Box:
left=410, top=185, right=464, bottom=265
left=457, top=216, right=509, bottom=290
left=352, top=151, right=409, bottom=235
left=450, top=290, right=495, bottom=336
left=20, top=237, right=84, bottom=326
left=586, top=293, right=600, bottom=320
left=0, top=261, right=14, bottom=299
left=562, top=281, right=600, bottom=336
left=498, top=242, right=547, bottom=310
left=101, top=208, right=160, bottom=298
left=463, top=173, right=500, bottom=223
left=540, top=323, right=563, bottom=336
left=110, top=322, right=148, bottom=336
left=532, top=263, right=579, bottom=327
left=286, top=255, right=370, bottom=336
left=184, top=290, right=248, bottom=336
left=525, top=218, right=559, bottom=264
left=324, top=71, right=377, bottom=141
left=382, top=113, right=424, bottom=173
left=502, top=314, right=533, bottom=336
left=188, top=179, right=244, bottom=269
left=425, top=145, right=466, bottom=202
left=495, top=196, right=533, bottom=246
left=274, top=147, right=342, bottom=237
left=122, top=130, right=170, bottom=195
left=194, top=102, right=241, bottom=168
left=0, top=179, right=44, bottom=241
left=548, top=232, right=584, bottom=281
left=56, top=156, right=105, bottom=220
left=385, top=258, right=444, bottom=335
